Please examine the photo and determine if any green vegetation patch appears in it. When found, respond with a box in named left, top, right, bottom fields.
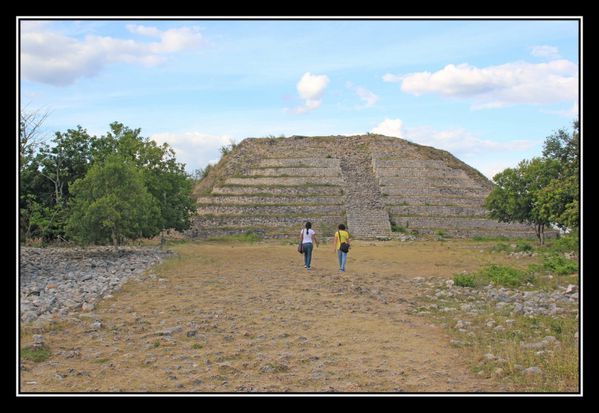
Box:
left=208, top=231, right=264, bottom=243
left=542, top=254, right=578, bottom=276
left=391, top=224, right=407, bottom=233
left=454, top=264, right=535, bottom=288
left=21, top=345, right=52, bottom=363
left=515, top=241, right=534, bottom=252
left=481, top=264, right=535, bottom=287
left=492, top=242, right=511, bottom=253
left=546, top=234, right=579, bottom=254
left=453, top=274, right=476, bottom=287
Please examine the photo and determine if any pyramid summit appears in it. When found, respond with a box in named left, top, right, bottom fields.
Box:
left=191, top=134, right=538, bottom=240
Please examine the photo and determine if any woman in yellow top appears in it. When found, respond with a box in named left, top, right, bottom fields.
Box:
left=334, top=224, right=351, bottom=272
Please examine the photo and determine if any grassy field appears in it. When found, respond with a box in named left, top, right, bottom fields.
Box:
left=19, top=238, right=579, bottom=393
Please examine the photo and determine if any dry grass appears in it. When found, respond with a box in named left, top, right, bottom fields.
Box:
left=19, top=239, right=577, bottom=393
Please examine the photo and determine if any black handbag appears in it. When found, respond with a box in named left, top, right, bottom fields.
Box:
left=340, top=242, right=350, bottom=253
left=298, top=229, right=304, bottom=253
left=338, top=231, right=350, bottom=253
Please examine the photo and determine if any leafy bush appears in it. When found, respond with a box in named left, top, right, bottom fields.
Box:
left=515, top=241, right=533, bottom=252
left=435, top=230, right=450, bottom=241
left=547, top=234, right=579, bottom=254
left=492, top=242, right=511, bottom=253
left=391, top=224, right=407, bottom=233
left=543, top=254, right=578, bottom=275
left=454, top=274, right=476, bottom=287
left=219, top=140, right=237, bottom=156
left=478, top=264, right=535, bottom=287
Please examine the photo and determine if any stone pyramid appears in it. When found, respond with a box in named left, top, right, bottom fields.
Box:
left=190, top=134, right=538, bottom=240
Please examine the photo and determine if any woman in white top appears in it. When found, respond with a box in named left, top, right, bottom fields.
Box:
left=300, top=221, right=319, bottom=270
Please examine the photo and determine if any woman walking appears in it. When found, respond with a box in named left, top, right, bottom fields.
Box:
left=334, top=224, right=351, bottom=272
left=300, top=222, right=318, bottom=270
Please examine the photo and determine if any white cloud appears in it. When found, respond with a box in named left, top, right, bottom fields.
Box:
left=406, top=125, right=535, bottom=155
left=347, top=82, right=379, bottom=108
left=384, top=60, right=578, bottom=109
left=21, top=24, right=203, bottom=86
left=475, top=161, right=521, bottom=181
left=531, top=45, right=561, bottom=60
left=291, top=72, right=330, bottom=113
left=371, top=118, right=405, bottom=138
left=371, top=118, right=540, bottom=179
left=150, top=131, right=233, bottom=173
left=371, top=118, right=537, bottom=158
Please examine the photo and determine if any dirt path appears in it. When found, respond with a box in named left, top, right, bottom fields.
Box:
left=20, top=241, right=520, bottom=393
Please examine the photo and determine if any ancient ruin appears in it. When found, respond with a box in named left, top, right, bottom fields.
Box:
left=191, top=134, right=538, bottom=239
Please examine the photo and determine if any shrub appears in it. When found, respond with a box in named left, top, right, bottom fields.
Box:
left=515, top=241, right=534, bottom=252
left=547, top=234, right=579, bottom=254
left=454, top=274, right=476, bottom=287
left=492, top=242, right=511, bottom=253
left=478, top=264, right=535, bottom=287
left=236, top=231, right=263, bottom=243
left=391, top=224, right=407, bottom=233
left=543, top=254, right=578, bottom=275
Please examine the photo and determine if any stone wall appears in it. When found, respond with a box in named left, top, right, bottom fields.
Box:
left=196, top=196, right=344, bottom=205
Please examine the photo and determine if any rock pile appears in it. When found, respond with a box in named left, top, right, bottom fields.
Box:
left=19, top=246, right=172, bottom=323
left=412, top=277, right=579, bottom=318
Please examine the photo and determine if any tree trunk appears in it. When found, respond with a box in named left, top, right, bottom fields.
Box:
left=540, top=223, right=545, bottom=245
left=112, top=229, right=118, bottom=251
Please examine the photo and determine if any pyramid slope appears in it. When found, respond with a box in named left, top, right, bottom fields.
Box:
left=190, top=135, right=539, bottom=240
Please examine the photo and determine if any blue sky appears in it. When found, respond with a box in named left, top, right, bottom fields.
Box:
left=20, top=19, right=579, bottom=179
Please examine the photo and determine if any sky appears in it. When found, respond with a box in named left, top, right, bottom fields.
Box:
left=19, top=19, right=580, bottom=179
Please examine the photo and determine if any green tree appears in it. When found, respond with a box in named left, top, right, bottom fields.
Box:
left=36, top=126, right=94, bottom=206
left=20, top=120, right=195, bottom=243
left=21, top=126, right=95, bottom=241
left=91, top=122, right=195, bottom=232
left=485, top=121, right=580, bottom=242
left=66, top=156, right=161, bottom=247
left=542, top=121, right=579, bottom=168
left=536, top=174, right=579, bottom=231
left=537, top=121, right=580, bottom=232
left=485, top=158, right=561, bottom=244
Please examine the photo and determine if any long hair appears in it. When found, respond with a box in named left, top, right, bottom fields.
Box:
left=305, top=221, right=312, bottom=230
